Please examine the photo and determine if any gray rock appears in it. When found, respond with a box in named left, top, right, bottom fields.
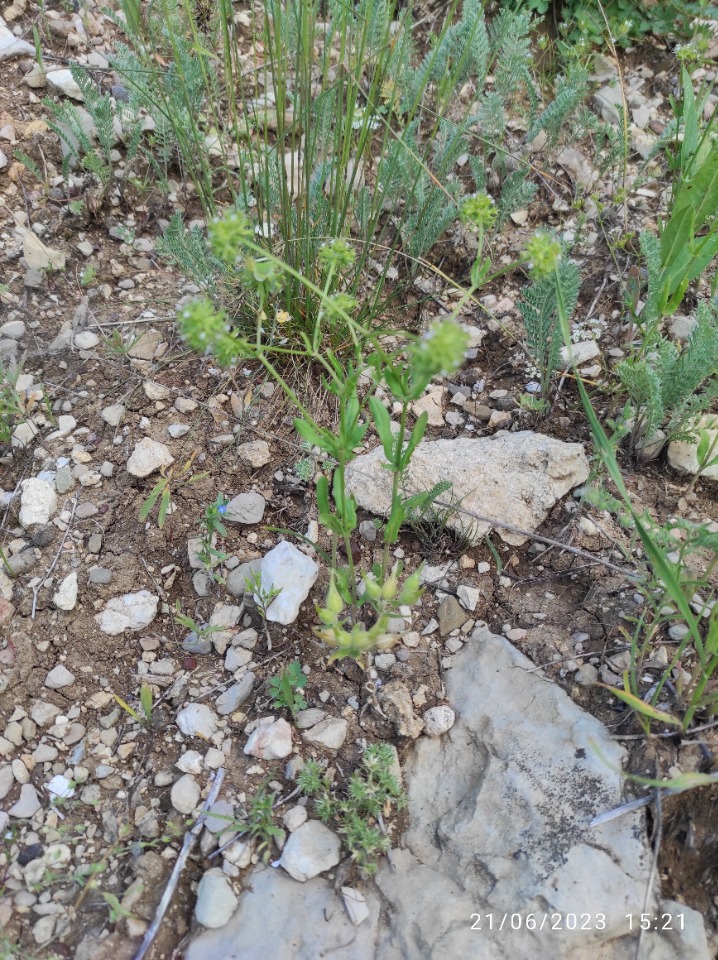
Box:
left=46, top=69, right=84, bottom=100
left=89, top=567, right=112, bottom=585
left=225, top=646, right=252, bottom=672
left=359, top=520, right=377, bottom=541
left=0, top=320, right=26, bottom=339
left=205, top=800, right=235, bottom=834
left=377, top=681, right=423, bottom=739
left=302, top=718, right=348, bottom=751
left=195, top=868, right=239, bottom=928
left=193, top=571, right=213, bottom=596
left=437, top=596, right=468, bottom=636
left=8, top=783, right=41, bottom=818
left=183, top=630, right=213, bottom=655
left=593, top=83, right=623, bottom=124
left=53, top=572, right=78, bottom=611
left=127, top=438, right=174, bottom=478
left=225, top=492, right=266, bottom=525
left=185, top=868, right=380, bottom=960
left=422, top=705, right=455, bottom=737
left=667, top=418, right=718, bottom=479
left=95, top=590, right=158, bottom=634
left=19, top=478, right=58, bottom=528
left=0, top=27, right=35, bottom=61
left=88, top=534, right=102, bottom=554
left=237, top=440, right=271, bottom=468
left=373, top=625, right=709, bottom=960
left=456, top=584, right=480, bottom=612
left=44, top=664, right=75, bottom=689
left=244, top=717, right=292, bottom=760
left=31, top=524, right=56, bottom=548
left=226, top=559, right=262, bottom=597
left=168, top=423, right=190, bottom=439
left=209, top=603, right=243, bottom=655
left=560, top=339, right=600, bottom=368
left=54, top=466, right=75, bottom=493
left=256, top=542, right=319, bottom=625
left=575, top=663, right=599, bottom=685
left=7, top=550, right=37, bottom=576
left=669, top=314, right=697, bottom=341
left=216, top=673, right=255, bottom=715
left=346, top=433, right=589, bottom=546
left=31, top=701, right=61, bottom=726
left=556, top=146, right=596, bottom=189
left=74, top=331, right=99, bottom=350
left=176, top=703, right=218, bottom=739
left=170, top=773, right=200, bottom=814
left=279, top=820, right=341, bottom=882
left=0, top=764, right=13, bottom=800
left=100, top=404, right=125, bottom=427
left=282, top=805, right=308, bottom=832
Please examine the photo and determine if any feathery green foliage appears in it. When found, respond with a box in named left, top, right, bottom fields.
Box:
left=104, top=0, right=590, bottom=344
left=299, top=743, right=405, bottom=876
left=519, top=254, right=580, bottom=404
left=617, top=300, right=718, bottom=450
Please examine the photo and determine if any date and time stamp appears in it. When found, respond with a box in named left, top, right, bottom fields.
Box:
left=469, top=912, right=686, bottom=934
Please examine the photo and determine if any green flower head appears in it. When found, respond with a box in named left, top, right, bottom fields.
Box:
left=411, top=320, right=469, bottom=385
left=321, top=292, right=358, bottom=321
left=318, top=239, right=356, bottom=270
left=461, top=193, right=497, bottom=231
left=208, top=210, right=253, bottom=264
left=179, top=298, right=246, bottom=368
left=524, top=230, right=561, bottom=277
left=241, top=257, right=284, bottom=296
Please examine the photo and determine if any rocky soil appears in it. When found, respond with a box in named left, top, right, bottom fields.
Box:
left=1, top=3, right=718, bottom=960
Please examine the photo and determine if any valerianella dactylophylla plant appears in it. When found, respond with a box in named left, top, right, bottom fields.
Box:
left=179, top=212, right=469, bottom=662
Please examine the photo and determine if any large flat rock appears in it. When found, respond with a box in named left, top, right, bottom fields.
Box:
left=184, top=627, right=708, bottom=960
left=373, top=626, right=708, bottom=959
left=345, top=431, right=589, bottom=545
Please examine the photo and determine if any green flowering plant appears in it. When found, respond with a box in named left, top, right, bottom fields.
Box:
left=461, top=193, right=499, bottom=290
left=177, top=214, right=471, bottom=664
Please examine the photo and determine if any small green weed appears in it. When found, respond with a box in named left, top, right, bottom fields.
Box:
left=138, top=452, right=206, bottom=529
left=114, top=683, right=154, bottom=729
left=268, top=661, right=307, bottom=720
left=245, top=785, right=285, bottom=863
left=299, top=742, right=405, bottom=876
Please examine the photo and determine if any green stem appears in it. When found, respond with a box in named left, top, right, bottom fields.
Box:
left=382, top=401, right=408, bottom=580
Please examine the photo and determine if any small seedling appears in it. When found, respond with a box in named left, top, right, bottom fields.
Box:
left=245, top=569, right=281, bottom=650
left=114, top=683, right=153, bottom=729
left=245, top=785, right=284, bottom=862
left=173, top=601, right=224, bottom=642
left=197, top=492, right=229, bottom=575
left=138, top=452, right=207, bottom=529
left=268, top=661, right=307, bottom=720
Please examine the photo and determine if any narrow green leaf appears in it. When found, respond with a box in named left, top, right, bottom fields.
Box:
left=157, top=489, right=171, bottom=529
left=138, top=481, right=164, bottom=520
left=598, top=683, right=682, bottom=726
left=401, top=411, right=427, bottom=467
left=140, top=684, right=153, bottom=724
left=113, top=694, right=142, bottom=725
left=368, top=395, right=394, bottom=462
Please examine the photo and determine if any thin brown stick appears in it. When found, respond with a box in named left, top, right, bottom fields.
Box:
left=132, top=768, right=226, bottom=960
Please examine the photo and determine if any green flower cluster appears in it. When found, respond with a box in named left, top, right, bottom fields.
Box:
left=524, top=230, right=562, bottom=277
left=410, top=320, right=470, bottom=386
left=318, top=239, right=356, bottom=270
left=208, top=210, right=253, bottom=263
left=461, top=193, right=497, bottom=232
left=179, top=298, right=245, bottom=367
